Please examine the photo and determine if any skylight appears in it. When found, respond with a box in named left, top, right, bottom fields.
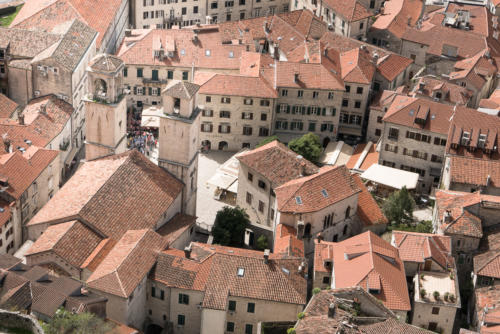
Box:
left=321, top=189, right=329, bottom=198
left=180, top=49, right=185, bottom=55
left=229, top=51, right=234, bottom=58
left=237, top=268, right=245, bottom=277
left=295, top=196, right=303, bottom=205
left=205, top=49, right=211, bottom=56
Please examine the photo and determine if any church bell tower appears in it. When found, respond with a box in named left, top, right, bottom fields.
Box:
left=157, top=80, right=201, bottom=216
left=84, top=54, right=127, bottom=161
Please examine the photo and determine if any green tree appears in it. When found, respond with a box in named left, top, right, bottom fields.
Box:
left=256, top=235, right=268, bottom=250
left=43, top=309, right=113, bottom=334
left=382, top=187, right=415, bottom=225
left=256, top=135, right=279, bottom=148
left=212, top=206, right=250, bottom=247
left=288, top=133, right=322, bottom=163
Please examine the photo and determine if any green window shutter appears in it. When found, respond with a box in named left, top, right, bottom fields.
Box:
left=322, top=108, right=326, bottom=116
left=307, top=106, right=311, bottom=115
left=148, top=87, right=152, bottom=95
left=286, top=105, right=290, bottom=113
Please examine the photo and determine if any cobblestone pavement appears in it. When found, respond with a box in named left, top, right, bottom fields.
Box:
left=196, top=151, right=234, bottom=230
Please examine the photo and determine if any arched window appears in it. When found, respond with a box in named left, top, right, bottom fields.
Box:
left=94, top=79, right=107, bottom=97
left=304, top=223, right=312, bottom=237
left=345, top=206, right=351, bottom=219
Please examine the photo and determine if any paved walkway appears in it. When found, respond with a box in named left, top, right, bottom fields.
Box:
left=196, top=151, right=234, bottom=229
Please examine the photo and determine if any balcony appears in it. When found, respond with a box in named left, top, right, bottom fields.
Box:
left=143, top=78, right=168, bottom=85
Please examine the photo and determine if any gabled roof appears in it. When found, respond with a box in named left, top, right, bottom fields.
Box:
left=392, top=231, right=452, bottom=269
left=448, top=156, right=500, bottom=189
left=275, top=165, right=360, bottom=213
left=11, top=0, right=123, bottom=49
left=0, top=27, right=60, bottom=58
left=237, top=140, right=319, bottom=188
left=340, top=48, right=376, bottom=85
left=151, top=242, right=307, bottom=310
left=323, top=231, right=411, bottom=311
left=28, top=150, right=183, bottom=241
left=163, top=81, right=200, bottom=100
left=376, top=54, right=414, bottom=82
left=411, top=76, right=473, bottom=106
left=475, top=250, right=500, bottom=279
left=87, top=229, right=166, bottom=298
left=435, top=190, right=483, bottom=238
left=88, top=54, right=123, bottom=73
left=371, top=0, right=423, bottom=38
left=383, top=95, right=455, bottom=135
left=475, top=285, right=500, bottom=334
left=323, top=0, right=372, bottom=22
left=0, top=94, right=19, bottom=118
left=199, top=74, right=277, bottom=98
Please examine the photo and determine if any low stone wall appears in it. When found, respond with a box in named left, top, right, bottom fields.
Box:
left=0, top=310, right=44, bottom=334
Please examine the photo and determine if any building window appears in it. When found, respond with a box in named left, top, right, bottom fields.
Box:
left=243, top=126, right=252, bottom=136
left=342, top=99, right=348, bottom=107
left=228, top=300, right=237, bottom=311
left=182, top=71, right=188, bottom=80
left=123, top=67, right=128, bottom=77
left=227, top=322, right=235, bottom=332
left=356, top=87, right=363, bottom=94
left=388, top=127, right=399, bottom=140
left=178, top=293, right=189, bottom=305
left=322, top=276, right=330, bottom=284
left=312, top=91, right=319, bottom=98
left=377, top=116, right=383, bottom=123
left=261, top=113, right=267, bottom=121
left=246, top=192, right=252, bottom=204
left=258, top=180, right=266, bottom=190
left=297, top=90, right=303, bottom=98
left=193, top=5, right=198, bottom=13
left=247, top=302, right=255, bottom=313
left=178, top=314, right=185, bottom=326
left=260, top=100, right=270, bottom=106
left=206, top=96, right=212, bottom=103
left=432, top=307, right=440, bottom=315
left=345, top=85, right=350, bottom=93
left=428, top=322, right=437, bottom=331
left=308, top=122, right=316, bottom=132
left=431, top=155, right=443, bottom=163
left=258, top=200, right=264, bottom=213
left=259, top=127, right=269, bottom=136
left=242, top=112, right=253, bottom=120
left=221, top=97, right=231, bottom=103
left=328, top=92, right=334, bottom=99
left=244, top=98, right=253, bottom=105
left=245, top=324, right=253, bottom=334
left=220, top=110, right=231, bottom=118
left=168, top=70, right=174, bottom=79
left=354, top=101, right=361, bottom=108
left=202, top=109, right=213, bottom=117
left=375, top=129, right=381, bottom=136
left=281, top=89, right=288, bottom=96
left=248, top=173, right=253, bottom=182
left=434, top=137, right=446, bottom=146
left=219, top=124, right=231, bottom=133
left=137, top=68, right=143, bottom=77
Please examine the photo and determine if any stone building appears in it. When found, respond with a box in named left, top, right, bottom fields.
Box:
left=379, top=96, right=458, bottom=193
left=147, top=242, right=307, bottom=334
left=313, top=231, right=411, bottom=319
left=84, top=54, right=128, bottom=161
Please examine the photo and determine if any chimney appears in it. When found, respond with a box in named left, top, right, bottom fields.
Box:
left=264, top=21, right=270, bottom=33
left=18, top=111, right=24, bottom=125
left=328, top=303, right=336, bottom=318
left=184, top=245, right=192, bottom=259
left=263, top=249, right=270, bottom=264
left=444, top=210, right=452, bottom=223
left=40, top=104, right=47, bottom=115
left=297, top=221, right=304, bottom=240
left=372, top=52, right=379, bottom=63
left=3, top=138, right=11, bottom=153
left=317, top=233, right=323, bottom=244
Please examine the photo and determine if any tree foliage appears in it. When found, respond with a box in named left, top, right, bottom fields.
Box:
left=288, top=133, right=322, bottom=163
left=382, top=187, right=415, bottom=224
left=256, top=136, right=279, bottom=148
left=212, top=206, right=250, bottom=247
left=256, top=235, right=268, bottom=250
left=43, top=309, right=112, bottom=334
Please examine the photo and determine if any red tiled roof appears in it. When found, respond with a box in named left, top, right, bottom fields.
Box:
left=11, top=0, right=121, bottom=49
left=352, top=175, right=388, bottom=227
left=0, top=94, right=18, bottom=118
left=340, top=48, right=376, bottom=85
left=448, top=156, right=500, bottom=189
left=87, top=229, right=167, bottom=298
left=323, top=0, right=372, bottom=22
left=151, top=242, right=307, bottom=310
left=383, top=95, right=454, bottom=135
left=392, top=231, right=452, bottom=269
left=435, top=190, right=483, bottom=238
left=475, top=286, right=500, bottom=333
left=371, top=0, right=423, bottom=38
left=475, top=250, right=500, bottom=279
left=199, top=74, right=277, bottom=98
left=275, top=165, right=360, bottom=213
left=346, top=142, right=379, bottom=171
left=237, top=140, right=319, bottom=188
left=319, top=231, right=411, bottom=311
left=156, top=213, right=196, bottom=245
left=411, top=76, right=473, bottom=106
left=376, top=54, right=413, bottom=82
left=28, top=151, right=183, bottom=241
left=274, top=224, right=305, bottom=257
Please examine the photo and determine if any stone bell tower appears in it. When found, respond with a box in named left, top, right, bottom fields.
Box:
left=158, top=80, right=201, bottom=216
left=84, top=54, right=127, bottom=161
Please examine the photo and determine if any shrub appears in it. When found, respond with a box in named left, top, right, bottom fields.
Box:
left=420, top=273, right=425, bottom=280
left=256, top=235, right=268, bottom=250
left=312, top=287, right=321, bottom=295
left=297, top=312, right=305, bottom=320
left=287, top=329, right=296, bottom=334
left=420, top=288, right=426, bottom=298
left=433, top=291, right=440, bottom=300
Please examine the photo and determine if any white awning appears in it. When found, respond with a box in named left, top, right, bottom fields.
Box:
left=207, top=172, right=237, bottom=191
left=141, top=106, right=164, bottom=128
left=361, top=164, right=419, bottom=190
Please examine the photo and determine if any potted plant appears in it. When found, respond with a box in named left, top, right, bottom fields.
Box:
left=444, top=292, right=450, bottom=301
left=433, top=291, right=440, bottom=300
left=420, top=288, right=426, bottom=298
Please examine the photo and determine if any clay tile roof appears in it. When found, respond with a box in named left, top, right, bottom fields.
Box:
left=411, top=76, right=473, bottom=106
left=152, top=242, right=307, bottom=310
left=376, top=54, right=413, bottom=82
left=199, top=74, right=277, bottom=98
left=163, top=80, right=200, bottom=100
left=322, top=0, right=372, bottom=22
left=11, top=0, right=124, bottom=49
left=346, top=142, right=379, bottom=171
left=326, top=231, right=411, bottom=311
left=0, top=147, right=59, bottom=200
left=383, top=95, right=454, bottom=135
left=359, top=318, right=434, bottom=333
left=28, top=150, right=183, bottom=241
left=435, top=190, right=483, bottom=238
left=352, top=175, right=388, bottom=227
left=0, top=94, right=18, bottom=118
left=475, top=250, right=500, bottom=279
left=371, top=0, right=423, bottom=38
left=274, top=224, right=305, bottom=257
left=237, top=140, right=319, bottom=188
left=340, top=48, right=376, bottom=84
left=156, top=213, right=196, bottom=245
left=0, top=27, right=60, bottom=58
left=87, top=229, right=167, bottom=298
left=448, top=156, right=500, bottom=189
left=89, top=54, right=124, bottom=73
left=0, top=254, right=22, bottom=270
left=475, top=285, right=500, bottom=333
left=275, top=165, right=360, bottom=213
left=266, top=61, right=344, bottom=90
left=26, top=220, right=104, bottom=268
left=392, top=231, right=452, bottom=269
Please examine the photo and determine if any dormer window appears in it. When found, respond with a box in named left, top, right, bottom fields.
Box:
left=321, top=189, right=328, bottom=198
left=295, top=196, right=303, bottom=205
left=461, top=131, right=470, bottom=145
left=478, top=133, right=487, bottom=148
left=205, top=49, right=211, bottom=57
left=237, top=268, right=245, bottom=277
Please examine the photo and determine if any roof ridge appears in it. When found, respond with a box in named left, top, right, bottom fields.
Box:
left=477, top=250, right=500, bottom=273
left=115, top=229, right=150, bottom=274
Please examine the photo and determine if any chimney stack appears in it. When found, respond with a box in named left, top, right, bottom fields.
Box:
left=328, top=303, right=336, bottom=318
left=263, top=249, right=270, bottom=264
left=184, top=245, right=192, bottom=259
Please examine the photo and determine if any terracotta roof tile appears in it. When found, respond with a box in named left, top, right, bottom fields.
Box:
left=346, top=142, right=379, bottom=171
left=319, top=231, right=410, bottom=311
left=340, top=48, right=376, bottom=84
left=322, top=0, right=372, bottom=22
left=274, top=224, right=305, bottom=257
left=411, top=76, right=473, bottom=106
left=448, top=156, right=500, bottom=189
left=352, top=175, right=388, bottom=227
left=199, top=74, right=277, bottom=98
left=376, top=54, right=413, bottom=82
left=475, top=285, right=500, bottom=333
left=0, top=94, right=18, bottom=118
left=392, top=231, right=452, bottom=269
left=237, top=140, right=319, bottom=188
left=87, top=229, right=167, bottom=298
left=371, top=0, right=423, bottom=38
left=156, top=213, right=196, bottom=245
